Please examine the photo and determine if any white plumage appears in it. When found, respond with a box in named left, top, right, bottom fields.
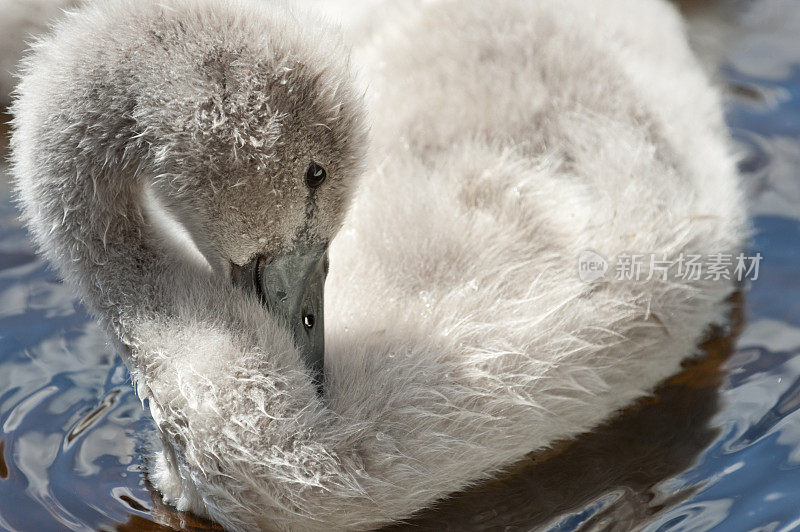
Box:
left=9, top=0, right=745, bottom=530
left=0, top=0, right=78, bottom=107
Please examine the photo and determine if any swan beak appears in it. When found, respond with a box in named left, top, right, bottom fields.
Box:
left=231, top=245, right=328, bottom=384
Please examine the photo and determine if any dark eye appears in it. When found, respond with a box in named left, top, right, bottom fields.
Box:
left=305, top=162, right=327, bottom=188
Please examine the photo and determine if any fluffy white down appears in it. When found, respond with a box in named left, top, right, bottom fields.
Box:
left=9, top=0, right=746, bottom=530
left=0, top=0, right=78, bottom=107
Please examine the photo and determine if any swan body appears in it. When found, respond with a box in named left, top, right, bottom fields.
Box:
left=11, top=0, right=745, bottom=530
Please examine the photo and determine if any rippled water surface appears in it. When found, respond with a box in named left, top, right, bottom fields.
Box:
left=1, top=1, right=799, bottom=530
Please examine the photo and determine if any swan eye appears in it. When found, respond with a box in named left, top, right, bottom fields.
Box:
left=305, top=162, right=327, bottom=188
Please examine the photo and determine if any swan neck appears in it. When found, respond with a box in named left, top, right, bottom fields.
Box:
left=46, top=168, right=209, bottom=341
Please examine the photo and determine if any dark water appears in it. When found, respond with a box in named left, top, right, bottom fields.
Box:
left=1, top=1, right=799, bottom=530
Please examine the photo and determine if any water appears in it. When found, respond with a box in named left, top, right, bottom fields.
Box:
left=1, top=1, right=799, bottom=530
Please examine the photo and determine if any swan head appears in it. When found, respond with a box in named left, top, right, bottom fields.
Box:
left=12, top=0, right=368, bottom=377
left=160, top=48, right=367, bottom=379
left=140, top=2, right=369, bottom=378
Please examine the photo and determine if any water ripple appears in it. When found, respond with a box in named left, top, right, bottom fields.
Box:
left=0, top=1, right=799, bottom=530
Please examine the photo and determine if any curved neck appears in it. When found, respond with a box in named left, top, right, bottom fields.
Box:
left=36, top=164, right=221, bottom=354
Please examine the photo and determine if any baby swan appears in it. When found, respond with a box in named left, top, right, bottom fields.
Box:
left=12, top=0, right=745, bottom=530
left=13, top=0, right=366, bottom=374
left=12, top=0, right=368, bottom=527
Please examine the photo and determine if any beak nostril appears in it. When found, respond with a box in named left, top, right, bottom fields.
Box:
left=254, top=256, right=269, bottom=303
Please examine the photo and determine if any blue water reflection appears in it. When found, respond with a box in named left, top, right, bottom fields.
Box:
left=0, top=1, right=799, bottom=530
left=0, top=249, right=154, bottom=530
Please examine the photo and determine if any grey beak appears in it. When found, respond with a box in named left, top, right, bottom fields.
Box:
left=231, top=244, right=328, bottom=384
